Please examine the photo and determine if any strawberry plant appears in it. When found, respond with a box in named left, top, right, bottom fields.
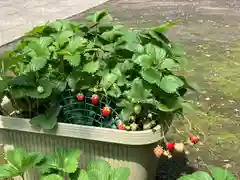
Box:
left=178, top=165, right=237, bottom=180
left=0, top=9, right=197, bottom=130
left=0, top=147, right=130, bottom=180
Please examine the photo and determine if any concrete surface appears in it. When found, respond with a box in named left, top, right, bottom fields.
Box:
left=0, top=0, right=109, bottom=46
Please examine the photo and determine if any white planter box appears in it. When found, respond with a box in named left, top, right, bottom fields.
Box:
left=0, top=114, right=162, bottom=180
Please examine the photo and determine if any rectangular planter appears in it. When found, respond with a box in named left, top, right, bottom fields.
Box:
left=0, top=114, right=162, bottom=180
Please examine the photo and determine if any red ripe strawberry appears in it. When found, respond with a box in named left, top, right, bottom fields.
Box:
left=166, top=142, right=175, bottom=151
left=102, top=106, right=111, bottom=117
left=91, top=94, right=99, bottom=105
left=76, top=93, right=84, bottom=101
left=118, top=124, right=125, bottom=130
left=189, top=136, right=200, bottom=144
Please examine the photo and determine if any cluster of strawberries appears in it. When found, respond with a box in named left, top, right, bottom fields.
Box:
left=154, top=136, right=200, bottom=158
left=76, top=93, right=112, bottom=117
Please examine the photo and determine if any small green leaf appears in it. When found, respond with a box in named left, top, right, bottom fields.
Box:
left=144, top=43, right=166, bottom=65
left=57, top=30, right=74, bottom=46
left=63, top=36, right=88, bottom=54
left=30, top=104, right=61, bottom=129
left=25, top=25, right=46, bottom=36
left=100, top=73, right=118, bottom=89
left=109, top=167, right=130, bottom=180
left=41, top=174, right=64, bottom=180
left=64, top=53, right=81, bottom=67
left=101, top=30, right=123, bottom=42
left=140, top=68, right=162, bottom=85
left=133, top=54, right=153, bottom=69
left=142, top=99, right=175, bottom=112
left=0, top=164, right=19, bottom=178
left=152, top=20, right=181, bottom=33
left=83, top=61, right=100, bottom=73
left=120, top=108, right=132, bottom=121
left=161, top=58, right=180, bottom=71
left=55, top=148, right=81, bottom=173
left=159, top=75, right=184, bottom=93
left=127, top=78, right=151, bottom=102
left=27, top=40, right=50, bottom=57
left=26, top=56, right=48, bottom=72
left=2, top=148, right=44, bottom=178
left=77, top=169, right=89, bottom=180
left=87, top=160, right=110, bottom=180
left=48, top=20, right=63, bottom=32
left=107, top=85, right=121, bottom=98
left=178, top=171, right=212, bottom=180
left=87, top=10, right=112, bottom=23
left=51, top=79, right=67, bottom=92
left=208, top=165, right=237, bottom=180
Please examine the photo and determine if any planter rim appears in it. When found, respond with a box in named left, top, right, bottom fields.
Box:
left=0, top=115, right=163, bottom=145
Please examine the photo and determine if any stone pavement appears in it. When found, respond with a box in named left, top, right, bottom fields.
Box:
left=0, top=0, right=109, bottom=46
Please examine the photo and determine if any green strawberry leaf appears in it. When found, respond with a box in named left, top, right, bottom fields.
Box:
left=144, top=43, right=166, bottom=65
left=64, top=53, right=81, bottom=67
left=83, top=61, right=100, bottom=73
left=57, top=30, right=74, bottom=47
left=152, top=20, right=181, bottom=33
left=78, top=169, right=90, bottom=180
left=0, top=164, right=20, bottom=178
left=127, top=78, right=151, bottom=102
left=208, top=165, right=237, bottom=180
left=159, top=75, right=184, bottom=93
left=178, top=171, right=212, bottom=180
left=160, top=58, right=180, bottom=71
left=100, top=72, right=118, bottom=89
left=30, top=104, right=61, bottom=129
left=109, top=167, right=130, bottom=180
left=40, top=148, right=81, bottom=174
left=86, top=9, right=112, bottom=23
left=133, top=54, right=153, bottom=69
left=0, top=148, right=44, bottom=178
left=26, top=56, right=48, bottom=72
left=140, top=68, right=162, bottom=86
left=87, top=160, right=111, bottom=180
left=41, top=174, right=64, bottom=180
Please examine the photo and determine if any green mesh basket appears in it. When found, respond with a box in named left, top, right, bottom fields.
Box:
left=58, top=89, right=120, bottom=129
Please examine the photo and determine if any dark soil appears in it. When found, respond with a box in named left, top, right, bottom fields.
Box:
left=70, top=0, right=240, bottom=179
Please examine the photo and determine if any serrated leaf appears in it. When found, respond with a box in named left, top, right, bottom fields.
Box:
left=55, top=148, right=81, bottom=173
left=83, top=61, right=100, bottom=73
left=101, top=30, right=123, bottom=42
left=161, top=58, right=180, bottom=70
left=0, top=164, right=19, bottom=178
left=28, top=40, right=50, bottom=57
left=87, top=160, right=110, bottom=180
left=48, top=20, right=63, bottom=32
left=133, top=54, right=153, bottom=69
left=26, top=56, right=48, bottom=72
left=30, top=104, right=61, bottom=129
left=159, top=75, right=184, bottom=93
left=107, top=85, right=121, bottom=98
left=57, top=30, right=74, bottom=46
left=208, top=165, right=237, bottom=180
left=26, top=78, right=53, bottom=99
left=178, top=171, right=212, bottom=180
left=127, top=78, right=151, bottom=102
left=2, top=148, right=44, bottom=178
left=78, top=169, right=90, bottom=180
left=25, top=25, right=46, bottom=36
left=144, top=43, right=166, bottom=65
left=66, top=36, right=88, bottom=53
left=109, top=167, right=130, bottom=180
left=51, top=79, right=67, bottom=92
left=120, top=108, right=132, bottom=121
left=64, top=53, right=81, bottom=67
left=41, top=174, right=64, bottom=180
left=100, top=73, right=118, bottom=89
left=152, top=20, right=181, bottom=33
left=143, top=98, right=175, bottom=112
left=140, top=68, right=162, bottom=85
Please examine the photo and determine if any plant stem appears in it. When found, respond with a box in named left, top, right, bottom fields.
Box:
left=21, top=174, right=25, bottom=180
